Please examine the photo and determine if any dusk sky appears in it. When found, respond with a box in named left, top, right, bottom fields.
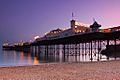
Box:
left=0, top=0, right=120, bottom=45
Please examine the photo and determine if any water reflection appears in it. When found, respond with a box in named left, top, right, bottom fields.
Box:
left=33, top=56, right=39, bottom=65
left=1, top=50, right=32, bottom=66
left=19, top=52, right=24, bottom=64
left=2, top=40, right=120, bottom=67
left=0, top=48, right=109, bottom=67
left=27, top=53, right=32, bottom=64
left=13, top=51, right=16, bottom=63
left=3, top=50, right=8, bottom=63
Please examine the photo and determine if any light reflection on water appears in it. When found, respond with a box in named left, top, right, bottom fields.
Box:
left=0, top=45, right=120, bottom=66
left=0, top=50, right=38, bottom=67
left=0, top=48, right=109, bottom=67
left=1, top=40, right=120, bottom=67
left=33, top=56, right=39, bottom=65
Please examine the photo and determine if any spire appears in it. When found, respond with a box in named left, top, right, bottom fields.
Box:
left=71, top=12, right=76, bottom=31
left=72, top=12, right=74, bottom=20
left=93, top=17, right=95, bottom=22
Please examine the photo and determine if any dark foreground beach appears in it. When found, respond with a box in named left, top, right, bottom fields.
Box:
left=0, top=61, right=120, bottom=80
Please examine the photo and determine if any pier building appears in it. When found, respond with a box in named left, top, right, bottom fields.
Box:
left=39, top=19, right=92, bottom=40
left=90, top=21, right=101, bottom=32
left=3, top=17, right=120, bottom=62
left=101, top=26, right=120, bottom=32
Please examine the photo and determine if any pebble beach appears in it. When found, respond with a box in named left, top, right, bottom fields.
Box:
left=0, top=60, right=120, bottom=80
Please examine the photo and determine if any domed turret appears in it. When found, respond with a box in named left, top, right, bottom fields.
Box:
left=90, top=20, right=101, bottom=32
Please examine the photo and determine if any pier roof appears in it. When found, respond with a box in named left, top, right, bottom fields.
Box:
left=90, top=21, right=101, bottom=28
left=31, top=31, right=120, bottom=46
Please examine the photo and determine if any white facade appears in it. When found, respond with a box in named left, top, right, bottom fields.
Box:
left=39, top=19, right=91, bottom=40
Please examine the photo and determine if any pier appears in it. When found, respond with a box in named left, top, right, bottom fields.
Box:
left=3, top=31, right=120, bottom=62
left=3, top=20, right=120, bottom=62
left=30, top=31, right=120, bottom=61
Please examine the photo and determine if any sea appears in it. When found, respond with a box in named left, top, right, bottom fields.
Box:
left=0, top=46, right=64, bottom=67
left=0, top=49, right=60, bottom=67
left=0, top=45, right=110, bottom=67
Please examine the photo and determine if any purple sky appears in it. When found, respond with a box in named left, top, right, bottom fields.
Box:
left=0, top=0, right=120, bottom=44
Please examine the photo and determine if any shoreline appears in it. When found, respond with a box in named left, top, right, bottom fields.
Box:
left=0, top=59, right=120, bottom=68
left=0, top=60, right=120, bottom=79
left=0, top=59, right=118, bottom=68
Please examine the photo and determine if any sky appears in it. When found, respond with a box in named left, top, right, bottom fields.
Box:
left=0, top=0, right=120, bottom=45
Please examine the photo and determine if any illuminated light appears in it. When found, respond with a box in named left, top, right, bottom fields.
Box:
left=75, top=26, right=77, bottom=28
left=54, top=31, right=56, bottom=33
left=62, top=28, right=68, bottom=31
left=34, top=36, right=40, bottom=40
left=3, top=43, right=9, bottom=46
left=45, top=32, right=49, bottom=35
left=75, top=22, right=79, bottom=25
left=14, top=43, right=19, bottom=46
left=75, top=21, right=90, bottom=27
left=76, top=30, right=79, bottom=33
left=103, top=29, right=110, bottom=32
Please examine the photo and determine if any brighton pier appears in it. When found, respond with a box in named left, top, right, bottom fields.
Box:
left=3, top=19, right=120, bottom=61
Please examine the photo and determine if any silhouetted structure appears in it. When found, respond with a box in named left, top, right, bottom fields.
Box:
left=90, top=21, right=101, bottom=32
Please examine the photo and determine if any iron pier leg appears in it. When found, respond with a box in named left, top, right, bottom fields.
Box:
left=75, top=43, right=77, bottom=62
left=114, top=39, right=117, bottom=60
left=107, top=40, right=109, bottom=60
left=97, top=40, right=100, bottom=61
left=89, top=42, right=90, bottom=60
left=45, top=45, right=48, bottom=59
left=81, top=43, right=84, bottom=61
left=63, top=44, right=65, bottom=62
left=91, top=41, right=93, bottom=61
left=79, top=43, right=80, bottom=61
